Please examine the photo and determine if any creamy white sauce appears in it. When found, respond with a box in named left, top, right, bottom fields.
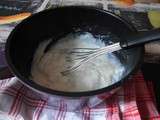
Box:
left=31, top=32, right=124, bottom=92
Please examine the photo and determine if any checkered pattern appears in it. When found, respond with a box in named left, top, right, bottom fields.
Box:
left=0, top=72, right=159, bottom=120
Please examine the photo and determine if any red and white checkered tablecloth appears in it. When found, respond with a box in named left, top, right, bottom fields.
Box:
left=0, top=72, right=159, bottom=120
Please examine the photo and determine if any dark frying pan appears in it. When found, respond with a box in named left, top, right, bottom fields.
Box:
left=5, top=6, right=144, bottom=97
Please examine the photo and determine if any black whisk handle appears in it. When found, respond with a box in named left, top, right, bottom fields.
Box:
left=120, top=28, right=160, bottom=48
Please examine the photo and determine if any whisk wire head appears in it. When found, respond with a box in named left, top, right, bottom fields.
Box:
left=62, top=42, right=121, bottom=76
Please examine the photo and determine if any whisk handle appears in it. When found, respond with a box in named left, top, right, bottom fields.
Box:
left=120, top=28, right=160, bottom=48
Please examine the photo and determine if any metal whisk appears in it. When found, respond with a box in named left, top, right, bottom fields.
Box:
left=61, top=42, right=121, bottom=75
left=61, top=28, right=160, bottom=75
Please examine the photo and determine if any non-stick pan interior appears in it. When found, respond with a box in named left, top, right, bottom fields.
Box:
left=6, top=6, right=142, bottom=96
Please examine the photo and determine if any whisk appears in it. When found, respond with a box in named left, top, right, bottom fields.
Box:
left=64, top=42, right=120, bottom=69
left=61, top=28, right=160, bottom=75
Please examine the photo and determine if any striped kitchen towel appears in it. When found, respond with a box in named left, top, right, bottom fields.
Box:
left=0, top=72, right=159, bottom=120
